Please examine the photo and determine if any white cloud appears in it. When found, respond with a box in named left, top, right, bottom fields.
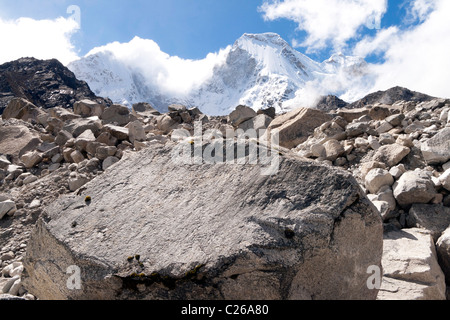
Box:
left=0, top=16, right=79, bottom=65
left=260, top=0, right=387, bottom=52
left=354, top=0, right=450, bottom=99
left=84, top=36, right=231, bottom=96
left=405, top=0, right=437, bottom=22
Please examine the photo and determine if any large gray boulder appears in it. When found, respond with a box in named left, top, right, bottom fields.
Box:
left=378, top=228, right=446, bottom=300
left=421, top=128, right=450, bottom=165
left=393, top=170, right=437, bottom=208
left=23, top=142, right=383, bottom=300
left=264, top=107, right=332, bottom=149
left=407, top=204, right=450, bottom=242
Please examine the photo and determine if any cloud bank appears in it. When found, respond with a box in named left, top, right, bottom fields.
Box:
left=0, top=16, right=79, bottom=65
left=84, top=37, right=231, bottom=97
left=261, top=0, right=450, bottom=100
left=260, top=0, right=388, bottom=52
left=356, top=0, right=450, bottom=99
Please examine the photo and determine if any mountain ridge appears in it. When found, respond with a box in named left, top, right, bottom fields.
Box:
left=67, top=33, right=372, bottom=115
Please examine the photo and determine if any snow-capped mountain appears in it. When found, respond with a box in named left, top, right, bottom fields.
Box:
left=68, top=33, right=372, bottom=115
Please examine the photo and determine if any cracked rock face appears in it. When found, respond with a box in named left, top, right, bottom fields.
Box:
left=22, top=142, right=383, bottom=300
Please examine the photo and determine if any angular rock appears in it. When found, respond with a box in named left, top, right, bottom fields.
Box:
left=265, top=108, right=332, bottom=149
left=0, top=125, right=42, bottom=161
left=407, top=204, right=450, bottom=242
left=63, top=117, right=103, bottom=138
left=336, top=108, right=370, bottom=123
left=49, top=107, right=80, bottom=121
left=372, top=144, right=410, bottom=168
left=103, top=124, right=129, bottom=141
left=96, top=132, right=118, bottom=147
left=438, top=168, right=450, bottom=191
left=23, top=143, right=383, bottom=300
left=23, top=175, right=38, bottom=185
left=55, top=130, right=73, bottom=147
left=156, top=115, right=178, bottom=134
left=20, top=151, right=42, bottom=169
left=346, top=122, right=369, bottom=138
left=0, top=200, right=17, bottom=219
left=101, top=105, right=137, bottom=126
left=127, top=121, right=147, bottom=144
left=168, top=104, right=187, bottom=113
left=323, top=139, right=345, bottom=161
left=436, top=227, right=450, bottom=284
left=229, top=105, right=257, bottom=127
left=95, top=146, right=117, bottom=161
left=393, top=171, right=437, bottom=208
left=238, top=114, right=273, bottom=134
left=2, top=98, right=46, bottom=123
left=360, top=161, right=387, bottom=180
left=378, top=228, right=446, bottom=300
left=385, top=114, right=405, bottom=127
left=365, top=169, right=394, bottom=195
left=369, top=105, right=400, bottom=121
left=68, top=174, right=89, bottom=192
left=102, top=156, right=120, bottom=171
left=74, top=130, right=96, bottom=152
left=70, top=150, right=85, bottom=164
left=132, top=102, right=160, bottom=118
left=74, top=100, right=105, bottom=118
left=257, top=107, right=276, bottom=119
left=420, top=128, right=450, bottom=165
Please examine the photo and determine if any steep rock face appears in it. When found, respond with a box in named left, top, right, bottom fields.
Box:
left=0, top=58, right=111, bottom=114
left=23, top=142, right=383, bottom=300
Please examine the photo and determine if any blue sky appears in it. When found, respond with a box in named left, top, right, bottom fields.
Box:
left=0, top=0, right=449, bottom=100
left=0, top=0, right=412, bottom=62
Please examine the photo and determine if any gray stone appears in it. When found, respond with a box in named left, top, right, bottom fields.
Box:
left=323, top=139, right=345, bottom=161
left=102, top=156, right=120, bottom=171
left=0, top=125, right=42, bottom=162
left=74, top=130, right=96, bottom=152
left=2, top=98, right=45, bottom=123
left=439, top=168, right=450, bottom=191
left=132, top=102, right=160, bottom=117
left=96, top=132, right=118, bottom=147
left=229, top=105, right=257, bottom=127
left=393, top=171, right=437, bottom=208
left=63, top=117, right=103, bottom=138
left=55, top=130, right=73, bottom=147
left=238, top=114, right=273, bottom=134
left=378, top=228, right=446, bottom=300
left=101, top=105, right=137, bottom=126
left=96, top=146, right=117, bottom=161
left=421, top=128, right=450, bottom=165
left=365, top=169, right=394, bottom=195
left=74, top=100, right=105, bottom=118
left=168, top=104, right=187, bottom=113
left=436, top=227, right=450, bottom=283
left=265, top=107, right=332, bottom=149
left=70, top=150, right=85, bottom=164
left=127, top=121, right=147, bottom=143
left=103, top=124, right=129, bottom=141
left=20, top=151, right=43, bottom=169
left=372, top=144, right=411, bottom=168
left=407, top=204, right=450, bottom=242
left=68, top=174, right=89, bottom=192
left=23, top=143, right=383, bottom=300
left=23, top=175, right=38, bottom=185
left=156, top=115, right=178, bottom=134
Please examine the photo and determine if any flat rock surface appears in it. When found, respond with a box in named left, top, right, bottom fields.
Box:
left=23, top=142, right=383, bottom=300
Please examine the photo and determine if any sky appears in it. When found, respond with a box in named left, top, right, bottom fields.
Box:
left=0, top=0, right=449, bottom=100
